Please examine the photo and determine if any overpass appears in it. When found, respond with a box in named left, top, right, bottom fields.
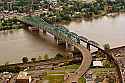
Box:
left=16, top=16, right=123, bottom=83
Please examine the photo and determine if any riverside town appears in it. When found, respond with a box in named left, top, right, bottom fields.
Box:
left=0, top=0, right=125, bottom=83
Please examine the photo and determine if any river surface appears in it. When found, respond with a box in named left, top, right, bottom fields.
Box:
left=0, top=29, right=65, bottom=65
left=66, top=14, right=125, bottom=48
left=0, top=14, right=125, bottom=65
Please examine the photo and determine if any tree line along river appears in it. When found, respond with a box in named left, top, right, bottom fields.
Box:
left=0, top=14, right=125, bottom=65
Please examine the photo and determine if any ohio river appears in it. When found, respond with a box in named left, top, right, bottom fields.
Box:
left=0, top=30, right=66, bottom=65
left=66, top=14, right=125, bottom=48
left=0, top=14, right=125, bottom=64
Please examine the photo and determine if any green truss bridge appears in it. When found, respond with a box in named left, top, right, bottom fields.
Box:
left=16, top=16, right=122, bottom=83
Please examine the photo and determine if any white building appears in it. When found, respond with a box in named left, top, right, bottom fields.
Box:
left=16, top=71, right=32, bottom=83
left=93, top=61, right=103, bottom=67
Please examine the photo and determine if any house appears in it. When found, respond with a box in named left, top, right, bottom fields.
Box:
left=15, top=72, right=32, bottom=83
left=93, top=61, right=103, bottom=67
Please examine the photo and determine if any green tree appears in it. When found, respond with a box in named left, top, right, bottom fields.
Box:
left=14, top=65, right=22, bottom=73
left=1, top=21, right=6, bottom=26
left=103, top=43, right=110, bottom=51
left=103, top=43, right=112, bottom=60
left=22, top=57, right=28, bottom=63
left=44, top=54, right=49, bottom=60
left=55, top=53, right=64, bottom=59
left=38, top=55, right=42, bottom=61
left=103, top=60, right=115, bottom=68
left=31, top=58, right=36, bottom=62
left=4, top=61, right=9, bottom=72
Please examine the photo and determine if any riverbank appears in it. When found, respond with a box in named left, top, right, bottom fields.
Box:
left=39, top=0, right=125, bottom=24
left=0, top=18, right=23, bottom=31
left=1, top=45, right=124, bottom=71
left=0, top=59, right=65, bottom=73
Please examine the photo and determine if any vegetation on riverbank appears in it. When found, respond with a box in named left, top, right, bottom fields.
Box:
left=0, top=43, right=117, bottom=73
left=0, top=53, right=66, bottom=72
left=0, top=18, right=23, bottom=31
left=39, top=0, right=125, bottom=23
left=0, top=63, right=23, bottom=73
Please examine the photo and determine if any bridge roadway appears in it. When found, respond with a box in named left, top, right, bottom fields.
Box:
left=16, top=16, right=123, bottom=83
left=64, top=44, right=91, bottom=83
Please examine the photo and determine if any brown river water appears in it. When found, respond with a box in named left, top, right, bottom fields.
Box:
left=0, top=14, right=125, bottom=65
left=0, top=29, right=65, bottom=65
left=66, top=14, right=125, bottom=48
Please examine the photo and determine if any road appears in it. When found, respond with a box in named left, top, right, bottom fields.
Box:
left=64, top=43, right=92, bottom=83
left=115, top=57, right=125, bottom=83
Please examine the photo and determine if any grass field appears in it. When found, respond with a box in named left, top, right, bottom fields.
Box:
left=41, top=64, right=86, bottom=83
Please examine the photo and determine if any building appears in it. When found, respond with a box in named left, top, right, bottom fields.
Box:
left=93, top=61, right=103, bottom=67
left=15, top=72, right=32, bottom=83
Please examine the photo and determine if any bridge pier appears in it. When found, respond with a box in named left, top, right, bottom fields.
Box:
left=56, top=38, right=67, bottom=48
left=28, top=26, right=39, bottom=32
left=87, top=43, right=91, bottom=51
left=66, top=43, right=79, bottom=52
left=98, top=48, right=101, bottom=52
left=57, top=39, right=65, bottom=45
left=22, top=24, right=30, bottom=30
left=72, top=46, right=81, bottom=54
left=66, top=43, right=73, bottom=51
left=54, top=36, right=57, bottom=41
left=43, top=30, right=46, bottom=34
left=66, top=43, right=81, bottom=59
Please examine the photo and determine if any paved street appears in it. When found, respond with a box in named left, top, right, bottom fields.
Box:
left=112, top=46, right=125, bottom=83
left=64, top=44, right=92, bottom=83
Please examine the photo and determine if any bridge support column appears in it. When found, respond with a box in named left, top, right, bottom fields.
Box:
left=72, top=46, right=82, bottom=60
left=54, top=36, right=66, bottom=48
left=56, top=39, right=67, bottom=48
left=54, top=36, right=57, bottom=41
left=66, top=43, right=81, bottom=58
left=57, top=39, right=64, bottom=45
left=87, top=43, right=91, bottom=51
left=66, top=43, right=73, bottom=51
left=66, top=43, right=80, bottom=53
left=23, top=24, right=29, bottom=30
left=98, top=48, right=101, bottom=52
left=43, top=30, right=46, bottom=34
left=28, top=26, right=39, bottom=32
left=73, top=46, right=81, bottom=54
